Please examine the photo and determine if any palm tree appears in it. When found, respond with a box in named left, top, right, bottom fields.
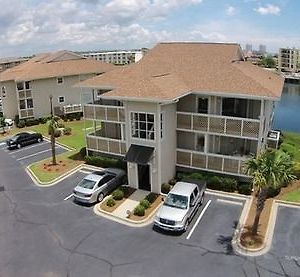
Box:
left=245, top=149, right=295, bottom=235
left=47, top=116, right=59, bottom=165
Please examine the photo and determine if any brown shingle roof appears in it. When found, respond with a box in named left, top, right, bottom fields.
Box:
left=78, top=42, right=284, bottom=101
left=0, top=50, right=115, bottom=82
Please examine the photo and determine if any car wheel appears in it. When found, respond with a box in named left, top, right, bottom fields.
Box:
left=17, top=144, right=21, bottom=149
left=37, top=138, right=42, bottom=143
left=97, top=193, right=104, bottom=203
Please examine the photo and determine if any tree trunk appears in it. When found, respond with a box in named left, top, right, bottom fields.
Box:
left=252, top=188, right=268, bottom=235
left=51, top=131, right=56, bottom=165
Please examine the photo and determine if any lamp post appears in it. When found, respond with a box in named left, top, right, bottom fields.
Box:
left=49, top=94, right=53, bottom=117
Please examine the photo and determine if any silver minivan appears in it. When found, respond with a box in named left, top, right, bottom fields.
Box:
left=154, top=181, right=205, bottom=232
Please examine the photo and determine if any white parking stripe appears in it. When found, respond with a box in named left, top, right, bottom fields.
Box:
left=217, top=199, right=243, bottom=206
left=16, top=147, right=59, bottom=161
left=0, top=142, right=6, bottom=146
left=64, top=194, right=74, bottom=201
left=186, top=200, right=211, bottom=240
left=9, top=142, right=49, bottom=154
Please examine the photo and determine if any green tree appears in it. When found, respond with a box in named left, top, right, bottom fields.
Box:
left=0, top=116, right=5, bottom=133
left=47, top=116, right=59, bottom=165
left=259, top=55, right=276, bottom=68
left=245, top=149, right=295, bottom=235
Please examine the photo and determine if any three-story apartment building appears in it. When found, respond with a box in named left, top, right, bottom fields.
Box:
left=79, top=42, right=284, bottom=194
left=0, top=51, right=114, bottom=120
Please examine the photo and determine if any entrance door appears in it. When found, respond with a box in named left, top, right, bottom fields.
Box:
left=138, top=164, right=151, bottom=191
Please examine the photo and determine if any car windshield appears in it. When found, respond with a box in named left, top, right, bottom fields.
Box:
left=164, top=193, right=188, bottom=209
left=77, top=179, right=97, bottom=190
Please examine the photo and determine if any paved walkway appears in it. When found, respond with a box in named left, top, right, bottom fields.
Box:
left=112, top=189, right=149, bottom=218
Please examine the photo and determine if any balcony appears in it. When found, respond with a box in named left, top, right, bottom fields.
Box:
left=86, top=134, right=126, bottom=156
left=84, top=104, right=125, bottom=123
left=177, top=112, right=260, bottom=139
left=63, top=104, right=82, bottom=114
left=176, top=149, right=248, bottom=176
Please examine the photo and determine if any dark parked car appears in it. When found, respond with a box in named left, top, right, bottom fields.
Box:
left=73, top=168, right=127, bottom=204
left=6, top=132, right=43, bottom=149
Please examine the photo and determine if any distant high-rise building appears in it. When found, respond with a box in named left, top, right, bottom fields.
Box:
left=245, top=44, right=252, bottom=52
left=278, top=47, right=300, bottom=73
left=258, top=44, right=267, bottom=55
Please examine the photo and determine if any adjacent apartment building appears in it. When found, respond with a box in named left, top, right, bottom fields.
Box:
left=0, top=51, right=114, bottom=120
left=0, top=57, right=29, bottom=72
left=278, top=47, right=300, bottom=73
left=81, top=49, right=145, bottom=65
left=79, top=42, right=284, bottom=194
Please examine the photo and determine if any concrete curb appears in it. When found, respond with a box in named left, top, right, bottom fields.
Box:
left=41, top=136, right=76, bottom=151
left=94, top=199, right=163, bottom=228
left=232, top=198, right=300, bottom=256
left=206, top=189, right=250, bottom=201
left=26, top=163, right=103, bottom=187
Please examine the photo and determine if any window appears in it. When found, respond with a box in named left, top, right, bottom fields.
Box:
left=1, top=86, right=6, bottom=98
left=57, top=77, right=64, bottom=84
left=19, top=100, right=26, bottom=110
left=25, top=81, right=31, bottom=90
left=17, top=82, right=24, bottom=91
left=196, top=134, right=205, bottom=152
left=198, top=97, right=208, bottom=113
left=27, top=99, right=33, bottom=108
left=131, top=112, right=155, bottom=140
left=58, top=96, right=65, bottom=103
left=160, top=112, right=164, bottom=139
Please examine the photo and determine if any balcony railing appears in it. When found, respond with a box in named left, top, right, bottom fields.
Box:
left=86, top=134, right=126, bottom=156
left=84, top=104, right=125, bottom=123
left=63, top=104, right=82, bottom=114
left=176, top=148, right=248, bottom=176
left=177, top=112, right=260, bottom=139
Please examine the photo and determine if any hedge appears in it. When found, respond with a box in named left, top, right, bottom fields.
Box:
left=85, top=155, right=127, bottom=170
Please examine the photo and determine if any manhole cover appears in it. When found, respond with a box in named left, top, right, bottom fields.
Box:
left=0, top=186, right=5, bottom=192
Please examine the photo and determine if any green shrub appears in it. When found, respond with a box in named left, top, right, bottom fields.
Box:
left=140, top=199, right=150, bottom=209
left=106, top=197, right=116, bottom=207
left=168, top=178, right=177, bottom=186
left=57, top=122, right=65, bottom=128
left=134, top=204, right=145, bottom=216
left=14, top=115, right=20, bottom=126
left=145, top=192, right=158, bottom=204
left=188, top=172, right=204, bottom=181
left=39, top=117, right=49, bottom=124
left=63, top=127, right=72, bottom=135
left=53, top=129, right=61, bottom=137
left=85, top=155, right=127, bottom=170
left=79, top=147, right=86, bottom=158
left=207, top=176, right=222, bottom=190
left=161, top=183, right=171, bottom=194
left=25, top=118, right=40, bottom=127
left=237, top=182, right=252, bottom=195
left=17, top=120, right=26, bottom=128
left=266, top=186, right=281, bottom=198
left=222, top=178, right=237, bottom=192
left=112, top=189, right=124, bottom=200
left=75, top=113, right=81, bottom=120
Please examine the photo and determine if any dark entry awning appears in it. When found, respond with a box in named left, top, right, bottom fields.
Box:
left=124, top=144, right=154, bottom=165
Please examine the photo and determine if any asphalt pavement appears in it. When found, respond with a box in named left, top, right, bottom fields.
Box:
left=0, top=144, right=300, bottom=277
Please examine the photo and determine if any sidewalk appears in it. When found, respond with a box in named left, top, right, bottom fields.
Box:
left=112, top=190, right=149, bottom=218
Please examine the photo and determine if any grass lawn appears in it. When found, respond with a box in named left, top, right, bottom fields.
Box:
left=279, top=132, right=300, bottom=163
left=29, top=151, right=84, bottom=183
left=281, top=189, right=300, bottom=202
left=0, top=119, right=92, bottom=151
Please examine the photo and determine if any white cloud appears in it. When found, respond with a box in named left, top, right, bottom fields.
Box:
left=225, top=6, right=236, bottom=16
left=255, top=4, right=281, bottom=15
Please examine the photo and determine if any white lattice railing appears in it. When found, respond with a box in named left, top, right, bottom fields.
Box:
left=63, top=104, right=82, bottom=114
left=176, top=148, right=248, bottom=176
left=86, top=134, right=126, bottom=156
left=177, top=112, right=260, bottom=139
left=84, top=104, right=125, bottom=123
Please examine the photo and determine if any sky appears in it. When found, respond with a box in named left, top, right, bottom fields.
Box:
left=0, top=0, right=299, bottom=57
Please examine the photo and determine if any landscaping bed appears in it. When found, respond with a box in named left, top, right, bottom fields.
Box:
left=129, top=194, right=164, bottom=221
left=100, top=186, right=136, bottom=213
left=240, top=180, right=300, bottom=249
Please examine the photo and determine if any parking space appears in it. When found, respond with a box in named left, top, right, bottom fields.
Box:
left=0, top=138, right=68, bottom=166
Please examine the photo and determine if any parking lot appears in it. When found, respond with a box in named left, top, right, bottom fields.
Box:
left=0, top=138, right=68, bottom=166
left=1, top=145, right=300, bottom=276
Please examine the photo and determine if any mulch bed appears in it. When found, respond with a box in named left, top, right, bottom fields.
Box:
left=129, top=195, right=164, bottom=221
left=39, top=159, right=82, bottom=174
left=240, top=180, right=300, bottom=248
left=100, top=187, right=136, bottom=213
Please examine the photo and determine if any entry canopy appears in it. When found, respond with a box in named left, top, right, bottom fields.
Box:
left=124, top=144, right=154, bottom=165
